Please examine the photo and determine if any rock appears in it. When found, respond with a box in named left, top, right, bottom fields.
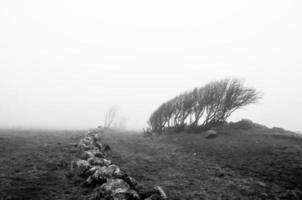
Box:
left=112, top=188, right=140, bottom=200
left=86, top=168, right=107, bottom=185
left=78, top=137, right=96, bottom=151
left=94, top=179, right=140, bottom=200
left=86, top=165, right=125, bottom=185
left=88, top=166, right=103, bottom=174
left=80, top=151, right=95, bottom=160
left=123, top=175, right=140, bottom=189
left=154, top=186, right=167, bottom=199
left=82, top=136, right=93, bottom=144
left=104, top=165, right=125, bottom=178
left=71, top=160, right=91, bottom=177
left=205, top=130, right=217, bottom=139
left=88, top=157, right=111, bottom=166
left=87, top=131, right=99, bottom=139
left=94, top=151, right=106, bottom=158
left=93, top=141, right=103, bottom=151
left=78, top=133, right=103, bottom=150
left=102, top=144, right=111, bottom=153
left=80, top=150, right=105, bottom=160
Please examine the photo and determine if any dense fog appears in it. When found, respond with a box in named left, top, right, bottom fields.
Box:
left=0, top=0, right=301, bottom=131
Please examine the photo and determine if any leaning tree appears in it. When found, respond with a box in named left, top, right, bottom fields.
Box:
left=148, top=78, right=261, bottom=133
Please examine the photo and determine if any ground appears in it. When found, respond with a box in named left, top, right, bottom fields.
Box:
left=0, top=128, right=302, bottom=200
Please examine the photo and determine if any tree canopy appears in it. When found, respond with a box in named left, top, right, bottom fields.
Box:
left=148, top=78, right=261, bottom=133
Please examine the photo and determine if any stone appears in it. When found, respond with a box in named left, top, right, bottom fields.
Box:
left=102, top=144, right=111, bottom=153
left=154, top=186, right=167, bottom=199
left=104, top=165, right=125, bottom=178
left=112, top=188, right=140, bottom=199
left=94, top=179, right=139, bottom=200
left=80, top=151, right=95, bottom=160
left=80, top=150, right=105, bottom=160
left=205, top=129, right=217, bottom=139
left=88, top=157, right=111, bottom=166
left=78, top=137, right=96, bottom=151
left=86, top=167, right=107, bottom=185
left=71, top=160, right=91, bottom=177
left=86, top=165, right=125, bottom=185
left=123, top=175, right=139, bottom=189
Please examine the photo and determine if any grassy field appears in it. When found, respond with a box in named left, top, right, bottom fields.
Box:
left=0, top=128, right=302, bottom=200
left=0, top=129, right=85, bottom=200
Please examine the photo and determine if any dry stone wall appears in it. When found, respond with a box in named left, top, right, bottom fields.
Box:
left=71, top=128, right=168, bottom=200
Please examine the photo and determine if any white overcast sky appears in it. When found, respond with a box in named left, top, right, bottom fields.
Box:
left=0, top=0, right=301, bottom=131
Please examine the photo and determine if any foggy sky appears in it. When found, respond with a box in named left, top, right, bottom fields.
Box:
left=1, top=0, right=301, bottom=131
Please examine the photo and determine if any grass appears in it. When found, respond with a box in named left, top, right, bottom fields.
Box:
left=0, top=128, right=301, bottom=199
left=0, top=129, right=85, bottom=200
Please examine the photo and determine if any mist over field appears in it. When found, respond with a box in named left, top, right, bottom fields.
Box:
left=1, top=0, right=302, bottom=131
left=1, top=2, right=302, bottom=200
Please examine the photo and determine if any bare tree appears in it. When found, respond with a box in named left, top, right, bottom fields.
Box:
left=104, top=106, right=119, bottom=129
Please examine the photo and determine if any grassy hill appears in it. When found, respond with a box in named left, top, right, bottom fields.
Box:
left=0, top=127, right=301, bottom=200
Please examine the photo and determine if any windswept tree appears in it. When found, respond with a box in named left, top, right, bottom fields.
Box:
left=201, top=78, right=261, bottom=129
left=148, top=78, right=261, bottom=133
